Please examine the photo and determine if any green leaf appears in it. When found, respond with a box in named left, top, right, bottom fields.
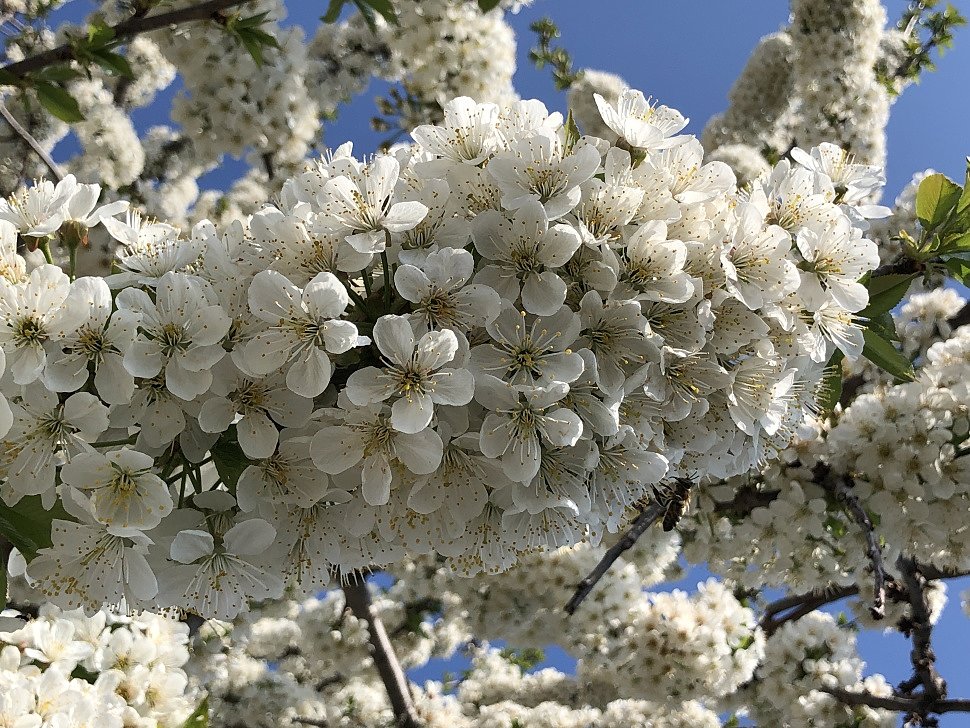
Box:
left=478, top=0, right=502, bottom=11
left=34, top=82, right=85, bottom=122
left=860, top=273, right=916, bottom=317
left=817, top=350, right=845, bottom=416
left=210, top=431, right=250, bottom=491
left=944, top=254, right=970, bottom=284
left=362, top=0, right=398, bottom=25
left=0, top=496, right=71, bottom=562
left=322, top=0, right=348, bottom=23
left=916, top=172, right=961, bottom=231
left=0, top=563, right=6, bottom=611
left=34, top=65, right=83, bottom=83
left=957, top=157, right=970, bottom=214
left=0, top=69, right=20, bottom=86
left=87, top=48, right=133, bottom=77
left=86, top=20, right=115, bottom=46
left=867, top=311, right=899, bottom=342
left=563, top=109, right=580, bottom=151
left=862, top=329, right=915, bottom=382
left=181, top=696, right=209, bottom=728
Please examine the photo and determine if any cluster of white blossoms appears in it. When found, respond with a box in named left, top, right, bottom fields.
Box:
left=0, top=604, right=196, bottom=727
left=0, top=89, right=887, bottom=620
left=742, top=612, right=897, bottom=727
left=681, top=319, right=970, bottom=603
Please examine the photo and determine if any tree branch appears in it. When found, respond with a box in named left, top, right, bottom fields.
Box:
left=896, top=555, right=947, bottom=723
left=342, top=579, right=422, bottom=728
left=761, top=584, right=859, bottom=637
left=1, top=0, right=252, bottom=81
left=872, top=256, right=922, bottom=278
left=834, top=478, right=887, bottom=620
left=948, top=300, right=970, bottom=330
left=0, top=99, right=62, bottom=180
left=564, top=501, right=664, bottom=615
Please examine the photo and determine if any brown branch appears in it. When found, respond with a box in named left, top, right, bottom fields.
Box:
left=822, top=688, right=970, bottom=716
left=712, top=487, right=780, bottom=519
left=834, top=478, right=887, bottom=620
left=111, top=2, right=154, bottom=106
left=761, top=584, right=860, bottom=637
left=948, top=300, right=970, bottom=330
left=872, top=256, right=922, bottom=278
left=1, top=0, right=252, bottom=81
left=821, top=685, right=921, bottom=712
left=342, top=579, right=422, bottom=728
left=564, top=501, right=664, bottom=615
left=0, top=99, right=63, bottom=180
left=896, top=555, right=947, bottom=723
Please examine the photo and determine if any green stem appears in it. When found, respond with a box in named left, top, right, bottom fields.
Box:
left=362, top=268, right=372, bottom=297
left=67, top=244, right=78, bottom=280
left=381, top=250, right=392, bottom=314
left=38, top=238, right=54, bottom=265
left=93, top=437, right=136, bottom=448
left=346, top=285, right=372, bottom=321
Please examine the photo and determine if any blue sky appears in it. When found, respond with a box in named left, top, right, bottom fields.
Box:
left=42, top=0, right=970, bottom=722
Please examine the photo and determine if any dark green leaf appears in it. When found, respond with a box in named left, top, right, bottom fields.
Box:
left=862, top=329, right=915, bottom=382
left=867, top=311, right=899, bottom=342
left=352, top=0, right=378, bottom=31
left=34, top=65, right=83, bottom=83
left=0, top=564, right=6, bottom=611
left=181, top=696, right=209, bottom=728
left=916, top=172, right=961, bottom=231
left=0, top=69, right=20, bottom=86
left=362, top=0, right=398, bottom=25
left=944, top=255, right=970, bottom=284
left=210, top=431, right=250, bottom=491
left=322, top=0, right=348, bottom=23
left=478, top=0, right=502, bottom=11
left=817, top=350, right=844, bottom=416
left=0, top=496, right=71, bottom=562
left=88, top=49, right=133, bottom=77
left=34, top=82, right=85, bottom=122
left=860, top=273, right=916, bottom=317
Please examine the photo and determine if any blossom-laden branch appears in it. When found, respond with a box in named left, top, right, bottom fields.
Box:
left=0, top=99, right=63, bottom=180
left=342, top=579, right=423, bottom=728
left=1, top=0, right=254, bottom=81
left=564, top=501, right=665, bottom=615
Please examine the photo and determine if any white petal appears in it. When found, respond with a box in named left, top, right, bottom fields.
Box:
left=171, top=530, right=214, bottom=563
left=224, top=518, right=277, bottom=555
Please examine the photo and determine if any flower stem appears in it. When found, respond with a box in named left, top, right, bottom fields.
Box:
left=381, top=250, right=392, bottom=313
left=39, top=238, right=54, bottom=265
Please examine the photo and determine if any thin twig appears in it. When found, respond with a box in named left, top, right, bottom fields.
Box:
left=760, top=584, right=859, bottom=637
left=564, top=501, right=664, bottom=615
left=834, top=478, right=887, bottom=620
left=342, top=579, right=422, bottom=728
left=2, top=0, right=252, bottom=81
left=0, top=99, right=62, bottom=180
